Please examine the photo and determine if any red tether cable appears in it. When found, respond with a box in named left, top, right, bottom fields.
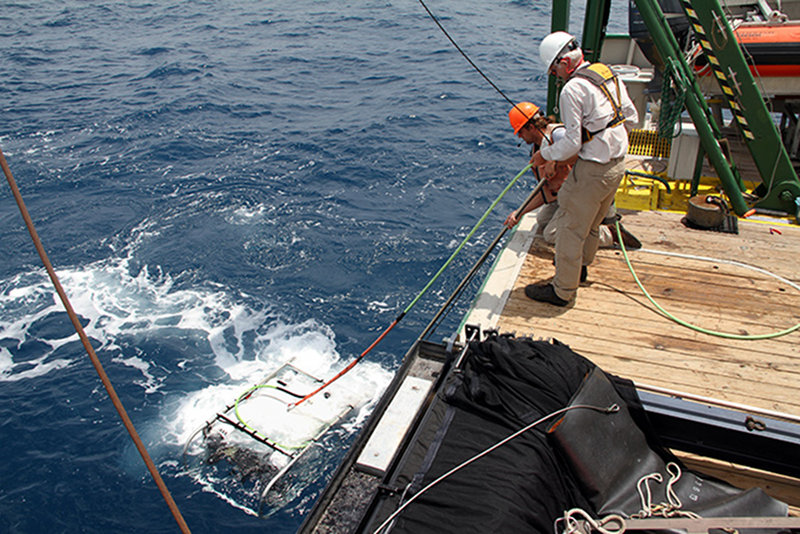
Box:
left=290, top=315, right=402, bottom=409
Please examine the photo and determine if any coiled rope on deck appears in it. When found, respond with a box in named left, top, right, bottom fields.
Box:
left=0, top=147, right=191, bottom=533
left=554, top=461, right=698, bottom=534
left=615, top=220, right=800, bottom=340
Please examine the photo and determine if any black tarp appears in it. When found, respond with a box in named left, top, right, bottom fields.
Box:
left=381, top=337, right=595, bottom=532
left=376, top=336, right=786, bottom=534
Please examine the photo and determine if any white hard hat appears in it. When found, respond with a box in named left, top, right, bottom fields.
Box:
left=539, top=31, right=577, bottom=72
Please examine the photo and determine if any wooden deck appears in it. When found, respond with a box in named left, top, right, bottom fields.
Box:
left=464, top=207, right=800, bottom=509
left=497, top=209, right=800, bottom=417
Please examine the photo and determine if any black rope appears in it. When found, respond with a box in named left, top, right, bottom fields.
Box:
left=413, top=2, right=561, bottom=340
left=417, top=0, right=516, bottom=108
left=417, top=0, right=552, bottom=145
left=420, top=176, right=547, bottom=341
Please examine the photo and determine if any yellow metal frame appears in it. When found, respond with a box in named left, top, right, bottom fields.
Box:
left=616, top=171, right=762, bottom=215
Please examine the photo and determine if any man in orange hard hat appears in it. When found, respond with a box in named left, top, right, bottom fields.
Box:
left=525, top=32, right=639, bottom=306
left=504, top=102, right=640, bottom=255
left=504, top=102, right=569, bottom=246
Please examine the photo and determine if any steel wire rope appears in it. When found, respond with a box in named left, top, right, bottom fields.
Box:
left=293, top=0, right=554, bottom=406
left=614, top=220, right=800, bottom=339
left=290, top=164, right=533, bottom=408
left=416, top=0, right=553, bottom=145
left=372, top=402, right=620, bottom=534
left=304, top=0, right=552, bottom=356
left=0, top=147, right=192, bottom=533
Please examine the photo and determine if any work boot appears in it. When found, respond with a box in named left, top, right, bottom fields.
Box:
left=524, top=283, right=569, bottom=307
left=610, top=223, right=642, bottom=250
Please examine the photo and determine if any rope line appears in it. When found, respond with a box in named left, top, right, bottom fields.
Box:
left=402, top=163, right=532, bottom=315
left=0, top=147, right=191, bottom=534
left=658, top=62, right=687, bottom=139
left=422, top=170, right=547, bottom=342
left=416, top=0, right=552, bottom=144
left=615, top=220, right=800, bottom=340
left=631, top=462, right=701, bottom=520
left=555, top=462, right=697, bottom=534
left=555, top=508, right=626, bottom=534
left=417, top=0, right=516, bottom=108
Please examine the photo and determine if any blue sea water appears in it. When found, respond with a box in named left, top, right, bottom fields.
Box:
left=0, top=2, right=627, bottom=532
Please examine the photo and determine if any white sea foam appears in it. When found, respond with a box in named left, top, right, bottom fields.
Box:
left=1, top=248, right=393, bottom=517
left=226, top=204, right=269, bottom=225
left=367, top=299, right=391, bottom=313
left=165, top=318, right=390, bottom=448
left=1, top=254, right=390, bottom=384
left=1, top=254, right=392, bottom=482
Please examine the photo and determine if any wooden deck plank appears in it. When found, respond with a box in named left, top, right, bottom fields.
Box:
left=503, top=280, right=800, bottom=347
left=496, top=209, right=800, bottom=419
left=507, top=261, right=800, bottom=359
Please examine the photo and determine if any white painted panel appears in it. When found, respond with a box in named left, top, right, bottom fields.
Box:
left=356, top=375, right=432, bottom=473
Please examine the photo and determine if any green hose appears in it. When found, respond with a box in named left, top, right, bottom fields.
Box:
left=615, top=221, right=800, bottom=340
left=402, top=163, right=532, bottom=315
left=624, top=169, right=671, bottom=193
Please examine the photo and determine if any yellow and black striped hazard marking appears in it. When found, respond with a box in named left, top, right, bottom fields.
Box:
left=681, top=0, right=755, bottom=141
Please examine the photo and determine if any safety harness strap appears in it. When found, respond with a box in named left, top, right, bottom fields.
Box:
left=573, top=63, right=626, bottom=143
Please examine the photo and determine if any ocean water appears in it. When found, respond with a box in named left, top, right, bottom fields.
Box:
left=0, top=1, right=626, bottom=532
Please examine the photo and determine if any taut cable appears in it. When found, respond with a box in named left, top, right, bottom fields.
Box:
left=290, top=163, right=534, bottom=409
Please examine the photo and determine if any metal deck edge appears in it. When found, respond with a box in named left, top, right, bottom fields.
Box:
left=458, top=212, right=538, bottom=339
left=298, top=340, right=449, bottom=533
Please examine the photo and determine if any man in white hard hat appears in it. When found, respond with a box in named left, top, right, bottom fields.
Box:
left=525, top=31, right=638, bottom=306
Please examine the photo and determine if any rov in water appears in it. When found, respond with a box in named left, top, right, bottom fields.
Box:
left=182, top=361, right=367, bottom=515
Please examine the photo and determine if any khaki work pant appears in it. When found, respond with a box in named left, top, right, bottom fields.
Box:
left=538, top=202, right=615, bottom=249
left=553, top=156, right=625, bottom=301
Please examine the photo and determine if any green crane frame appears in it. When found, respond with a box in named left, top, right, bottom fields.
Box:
left=547, top=0, right=800, bottom=221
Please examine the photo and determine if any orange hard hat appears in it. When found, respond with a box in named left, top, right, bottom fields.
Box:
left=508, top=102, right=540, bottom=134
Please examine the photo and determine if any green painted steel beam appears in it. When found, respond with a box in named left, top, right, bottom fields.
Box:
left=679, top=0, right=800, bottom=216
left=581, top=0, right=611, bottom=62
left=544, top=0, right=800, bottom=219
left=632, top=0, right=750, bottom=215
left=547, top=0, right=571, bottom=116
